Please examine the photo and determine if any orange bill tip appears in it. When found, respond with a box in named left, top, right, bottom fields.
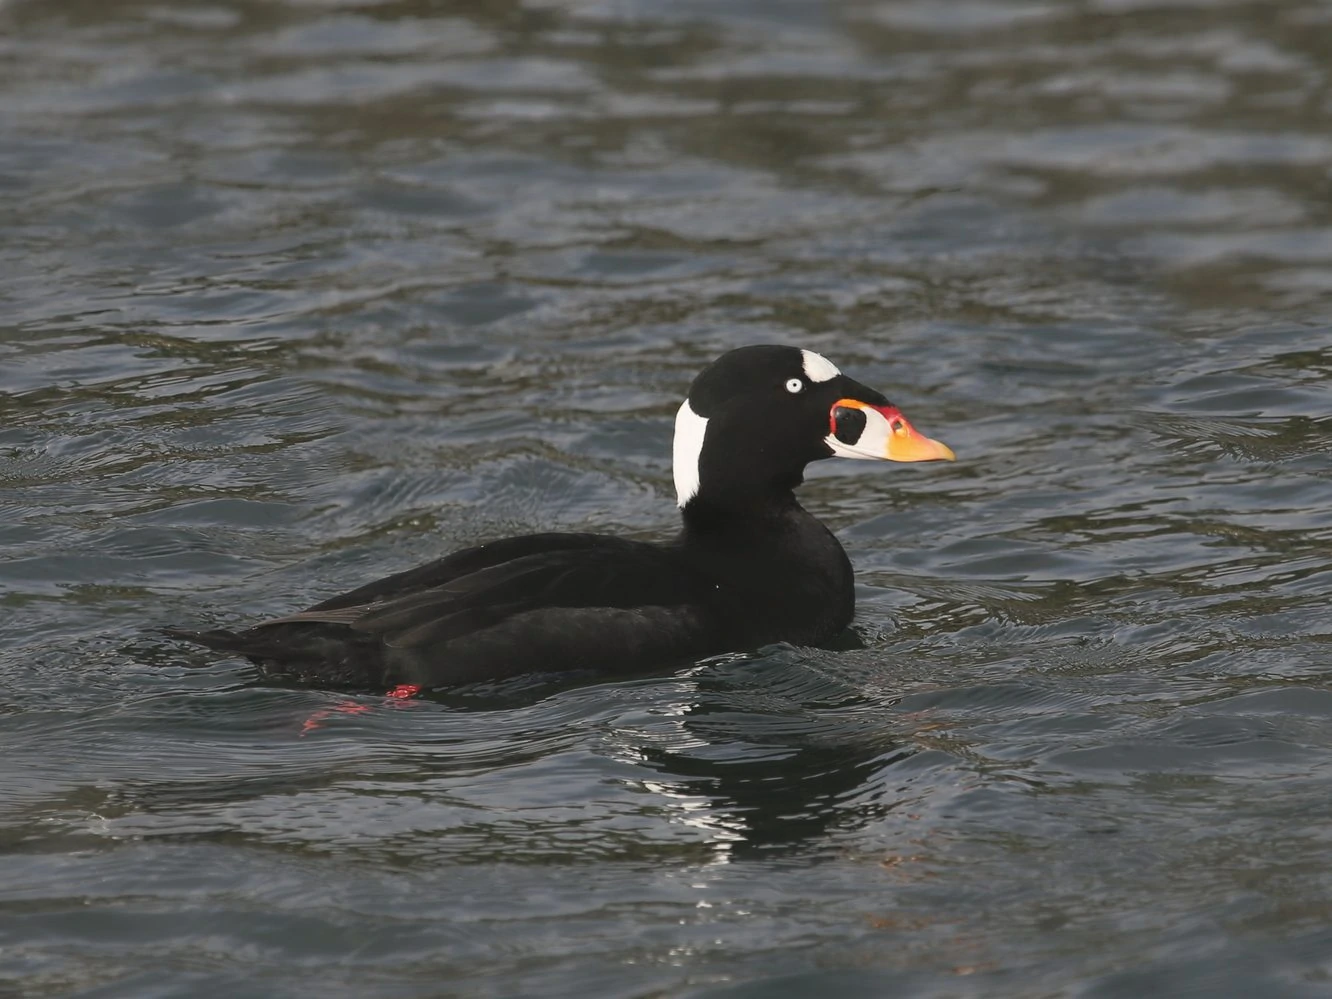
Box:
left=877, top=406, right=956, bottom=462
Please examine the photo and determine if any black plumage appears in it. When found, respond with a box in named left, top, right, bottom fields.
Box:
left=165, top=345, right=954, bottom=690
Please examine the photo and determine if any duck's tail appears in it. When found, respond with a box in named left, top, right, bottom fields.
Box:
left=160, top=626, right=251, bottom=653
left=161, top=624, right=388, bottom=691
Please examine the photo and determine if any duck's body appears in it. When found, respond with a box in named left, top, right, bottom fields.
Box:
left=173, top=509, right=850, bottom=689
left=167, top=346, right=953, bottom=690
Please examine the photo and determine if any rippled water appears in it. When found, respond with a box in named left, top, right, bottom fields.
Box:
left=4, top=0, right=1332, bottom=995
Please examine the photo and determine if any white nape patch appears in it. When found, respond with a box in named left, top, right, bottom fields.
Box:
left=673, top=399, right=709, bottom=507
left=801, top=349, right=840, bottom=383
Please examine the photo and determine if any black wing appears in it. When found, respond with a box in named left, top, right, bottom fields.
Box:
left=235, top=535, right=720, bottom=687
left=302, top=532, right=643, bottom=612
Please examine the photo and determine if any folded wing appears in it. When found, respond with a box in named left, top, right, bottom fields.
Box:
left=208, top=533, right=718, bottom=687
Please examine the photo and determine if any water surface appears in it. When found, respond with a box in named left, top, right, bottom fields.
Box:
left=3, top=0, right=1332, bottom=995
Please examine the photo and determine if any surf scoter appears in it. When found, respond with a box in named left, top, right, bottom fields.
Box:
left=166, top=345, right=954, bottom=690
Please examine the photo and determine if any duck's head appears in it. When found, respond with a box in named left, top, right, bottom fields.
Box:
left=673, top=345, right=954, bottom=512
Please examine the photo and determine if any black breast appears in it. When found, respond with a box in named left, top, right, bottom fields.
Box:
left=677, top=501, right=855, bottom=650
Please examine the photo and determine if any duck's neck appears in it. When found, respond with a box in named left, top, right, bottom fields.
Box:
left=678, top=488, right=805, bottom=539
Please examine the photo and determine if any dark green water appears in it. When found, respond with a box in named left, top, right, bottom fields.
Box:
left=4, top=0, right=1332, bottom=995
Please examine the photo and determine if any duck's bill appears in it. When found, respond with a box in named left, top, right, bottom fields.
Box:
left=826, top=399, right=956, bottom=463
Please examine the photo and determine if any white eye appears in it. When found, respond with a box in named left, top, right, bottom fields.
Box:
left=785, top=378, right=804, bottom=394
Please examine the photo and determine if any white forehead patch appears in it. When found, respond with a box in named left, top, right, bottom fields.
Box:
left=672, top=399, right=709, bottom=508
left=801, top=349, right=840, bottom=383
